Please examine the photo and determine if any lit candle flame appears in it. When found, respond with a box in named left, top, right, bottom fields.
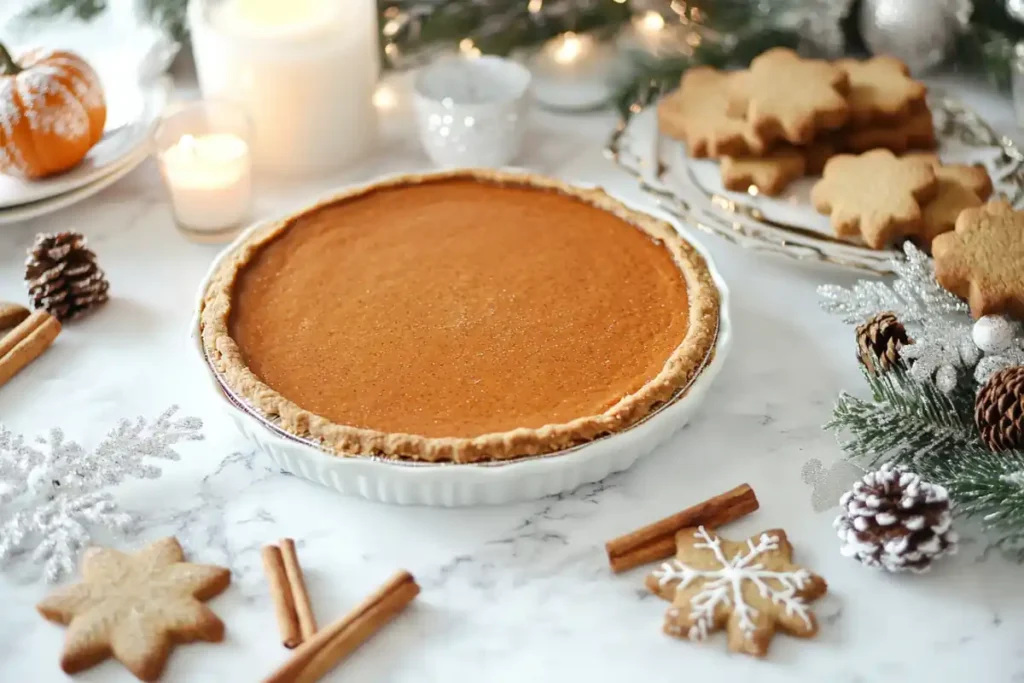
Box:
left=459, top=38, right=481, bottom=58
left=639, top=11, right=666, bottom=32
left=373, top=84, right=398, bottom=110
left=553, top=32, right=585, bottom=64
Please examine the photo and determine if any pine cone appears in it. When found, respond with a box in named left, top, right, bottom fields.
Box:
left=975, top=366, right=1024, bottom=452
left=834, top=463, right=957, bottom=573
left=855, top=312, right=911, bottom=374
left=25, top=232, right=109, bottom=322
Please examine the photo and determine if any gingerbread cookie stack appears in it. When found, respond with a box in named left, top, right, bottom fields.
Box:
left=658, top=49, right=994, bottom=251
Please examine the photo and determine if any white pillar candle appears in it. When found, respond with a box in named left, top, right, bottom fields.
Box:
left=158, top=133, right=252, bottom=233
left=188, top=0, right=380, bottom=175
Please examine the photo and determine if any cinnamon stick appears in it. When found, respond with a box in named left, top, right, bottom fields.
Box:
left=262, top=544, right=302, bottom=649
left=263, top=570, right=419, bottom=683
left=0, top=302, right=29, bottom=331
left=0, top=310, right=60, bottom=389
left=294, top=579, right=419, bottom=683
left=280, top=538, right=318, bottom=641
left=605, top=483, right=759, bottom=573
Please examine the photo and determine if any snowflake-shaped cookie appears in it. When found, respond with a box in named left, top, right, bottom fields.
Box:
left=728, top=47, right=849, bottom=146
left=646, top=526, right=827, bottom=657
left=658, top=67, right=765, bottom=158
left=933, top=200, right=1024, bottom=320
left=836, top=56, right=927, bottom=126
left=37, top=537, right=230, bottom=681
left=811, top=149, right=937, bottom=249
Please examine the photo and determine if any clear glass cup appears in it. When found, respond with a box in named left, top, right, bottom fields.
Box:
left=153, top=100, right=253, bottom=243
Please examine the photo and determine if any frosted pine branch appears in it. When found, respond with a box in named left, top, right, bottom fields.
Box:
left=826, top=369, right=976, bottom=467
left=87, top=406, right=203, bottom=486
left=818, top=243, right=968, bottom=324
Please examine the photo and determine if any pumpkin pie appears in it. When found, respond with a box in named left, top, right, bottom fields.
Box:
left=200, top=171, right=720, bottom=463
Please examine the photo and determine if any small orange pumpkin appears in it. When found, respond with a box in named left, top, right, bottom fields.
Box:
left=0, top=44, right=106, bottom=179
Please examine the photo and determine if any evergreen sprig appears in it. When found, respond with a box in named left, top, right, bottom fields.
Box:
left=827, top=366, right=1024, bottom=559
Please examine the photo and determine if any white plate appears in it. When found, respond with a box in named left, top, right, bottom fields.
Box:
left=187, top=175, right=733, bottom=506
left=608, top=93, right=1024, bottom=275
left=0, top=77, right=169, bottom=209
left=0, top=145, right=151, bottom=225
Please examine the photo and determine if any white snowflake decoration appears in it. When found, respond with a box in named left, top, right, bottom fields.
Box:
left=651, top=526, right=820, bottom=649
left=0, top=407, right=203, bottom=582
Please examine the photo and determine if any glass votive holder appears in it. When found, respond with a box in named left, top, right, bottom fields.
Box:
left=527, top=32, right=622, bottom=112
left=153, top=100, right=253, bottom=243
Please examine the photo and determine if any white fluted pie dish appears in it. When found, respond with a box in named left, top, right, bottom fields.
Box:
left=188, top=176, right=732, bottom=506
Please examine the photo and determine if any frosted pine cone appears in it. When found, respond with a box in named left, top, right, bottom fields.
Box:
left=834, top=463, right=957, bottom=573
left=975, top=366, right=1024, bottom=452
left=856, top=312, right=911, bottom=375
left=25, top=231, right=109, bottom=321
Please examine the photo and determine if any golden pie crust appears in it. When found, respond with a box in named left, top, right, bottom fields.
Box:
left=200, top=170, right=720, bottom=463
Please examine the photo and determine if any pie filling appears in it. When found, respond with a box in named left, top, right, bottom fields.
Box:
left=228, top=178, right=693, bottom=439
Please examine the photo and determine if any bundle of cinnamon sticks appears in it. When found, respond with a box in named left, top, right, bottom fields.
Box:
left=0, top=306, right=60, bottom=390
left=262, top=539, right=419, bottom=683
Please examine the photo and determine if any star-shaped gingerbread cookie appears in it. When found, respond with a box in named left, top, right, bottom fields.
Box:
left=646, top=526, right=827, bottom=657
left=721, top=146, right=806, bottom=196
left=37, top=537, right=231, bottom=681
left=842, top=107, right=936, bottom=153
left=836, top=56, right=927, bottom=127
left=811, top=149, right=937, bottom=248
left=933, top=200, right=1024, bottom=319
left=728, top=48, right=849, bottom=146
left=903, top=157, right=994, bottom=251
left=904, top=153, right=993, bottom=199
left=658, top=67, right=765, bottom=158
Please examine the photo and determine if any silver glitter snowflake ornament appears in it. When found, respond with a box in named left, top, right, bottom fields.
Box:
left=0, top=407, right=203, bottom=582
left=901, top=317, right=980, bottom=393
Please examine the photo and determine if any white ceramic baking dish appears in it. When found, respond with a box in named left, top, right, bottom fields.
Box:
left=188, top=176, right=732, bottom=506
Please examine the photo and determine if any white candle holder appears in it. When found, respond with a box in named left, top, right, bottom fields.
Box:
left=187, top=0, right=380, bottom=176
left=527, top=32, right=623, bottom=112
left=153, top=101, right=254, bottom=243
left=413, top=56, right=532, bottom=168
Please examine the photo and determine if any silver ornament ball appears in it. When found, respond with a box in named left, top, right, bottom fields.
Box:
left=1009, top=0, right=1024, bottom=24
left=859, top=0, right=972, bottom=74
left=972, top=315, right=1019, bottom=354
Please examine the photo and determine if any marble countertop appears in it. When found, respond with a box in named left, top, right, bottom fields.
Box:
left=1, top=70, right=1022, bottom=682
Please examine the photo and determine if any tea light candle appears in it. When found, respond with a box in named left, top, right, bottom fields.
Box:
left=632, top=11, right=668, bottom=54
left=188, top=0, right=379, bottom=175
left=618, top=10, right=691, bottom=58
left=158, top=133, right=252, bottom=235
left=528, top=32, right=621, bottom=111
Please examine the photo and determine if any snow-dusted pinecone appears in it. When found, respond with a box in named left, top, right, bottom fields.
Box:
left=25, top=232, right=109, bottom=322
left=975, top=366, right=1024, bottom=452
left=856, top=312, right=911, bottom=375
left=834, top=463, right=957, bottom=573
